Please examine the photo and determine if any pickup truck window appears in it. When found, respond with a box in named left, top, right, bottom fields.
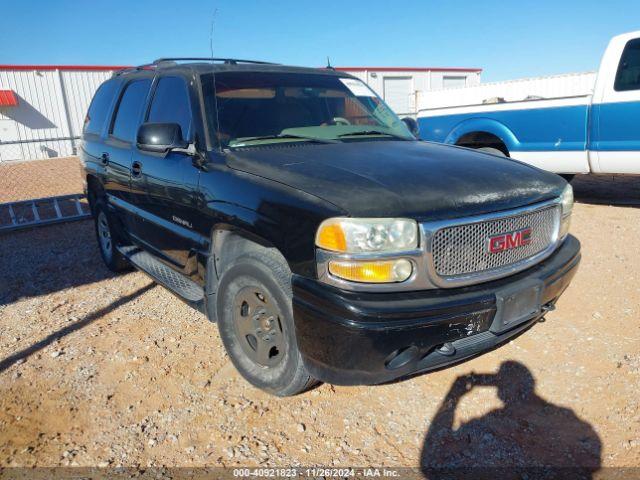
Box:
left=110, top=79, right=152, bottom=142
left=614, top=38, right=640, bottom=92
left=148, top=76, right=192, bottom=140
left=200, top=72, right=414, bottom=148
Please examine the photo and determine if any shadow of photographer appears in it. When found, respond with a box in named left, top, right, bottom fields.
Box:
left=420, top=361, right=601, bottom=479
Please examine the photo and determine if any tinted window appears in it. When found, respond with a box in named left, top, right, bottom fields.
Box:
left=111, top=79, right=151, bottom=142
left=148, top=77, right=192, bottom=139
left=615, top=39, right=640, bottom=91
left=84, top=80, right=118, bottom=135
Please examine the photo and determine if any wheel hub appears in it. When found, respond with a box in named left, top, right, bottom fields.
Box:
left=234, top=286, right=284, bottom=367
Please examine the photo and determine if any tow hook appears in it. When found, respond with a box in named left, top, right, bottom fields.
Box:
left=541, top=303, right=556, bottom=313
left=538, top=302, right=556, bottom=322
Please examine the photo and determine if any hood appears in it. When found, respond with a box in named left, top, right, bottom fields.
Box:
left=225, top=140, right=566, bottom=221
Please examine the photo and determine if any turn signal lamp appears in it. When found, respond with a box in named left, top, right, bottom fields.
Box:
left=328, top=258, right=413, bottom=283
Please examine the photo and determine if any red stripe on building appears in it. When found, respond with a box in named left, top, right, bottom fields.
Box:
left=334, top=66, right=482, bottom=73
left=0, top=90, right=18, bottom=107
left=0, top=65, right=130, bottom=71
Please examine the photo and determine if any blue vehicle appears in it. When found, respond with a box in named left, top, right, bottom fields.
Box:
left=418, top=31, right=640, bottom=177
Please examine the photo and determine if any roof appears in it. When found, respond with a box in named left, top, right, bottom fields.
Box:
left=0, top=90, right=18, bottom=107
left=334, top=66, right=483, bottom=73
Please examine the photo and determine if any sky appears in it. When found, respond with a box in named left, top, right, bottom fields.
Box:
left=1, top=0, right=640, bottom=82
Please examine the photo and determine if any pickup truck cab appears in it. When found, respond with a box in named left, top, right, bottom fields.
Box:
left=419, top=31, right=640, bottom=176
left=81, top=58, right=580, bottom=396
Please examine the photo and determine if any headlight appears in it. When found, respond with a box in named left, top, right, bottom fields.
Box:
left=315, top=217, right=418, bottom=253
left=560, top=183, right=573, bottom=217
left=559, top=183, right=573, bottom=239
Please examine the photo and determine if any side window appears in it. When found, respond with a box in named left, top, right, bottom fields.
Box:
left=614, top=38, right=640, bottom=92
left=84, top=80, right=118, bottom=135
left=111, top=79, right=152, bottom=142
left=147, top=77, right=192, bottom=139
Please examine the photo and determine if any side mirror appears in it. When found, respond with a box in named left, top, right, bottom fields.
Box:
left=136, top=122, right=188, bottom=153
left=401, top=117, right=420, bottom=137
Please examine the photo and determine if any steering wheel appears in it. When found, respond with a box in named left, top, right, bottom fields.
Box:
left=331, top=117, right=351, bottom=126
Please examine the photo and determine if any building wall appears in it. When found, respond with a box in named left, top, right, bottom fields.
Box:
left=0, top=67, right=118, bottom=162
left=337, top=68, right=482, bottom=116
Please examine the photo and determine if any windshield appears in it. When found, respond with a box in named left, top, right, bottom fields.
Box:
left=200, top=72, right=415, bottom=148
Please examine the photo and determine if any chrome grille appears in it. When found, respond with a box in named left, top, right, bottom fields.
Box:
left=431, top=205, right=560, bottom=278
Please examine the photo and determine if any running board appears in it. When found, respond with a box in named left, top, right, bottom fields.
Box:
left=118, top=245, right=205, bottom=311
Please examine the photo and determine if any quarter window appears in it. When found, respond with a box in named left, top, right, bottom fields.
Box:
left=148, top=77, right=192, bottom=139
left=111, top=79, right=151, bottom=142
left=84, top=80, right=118, bottom=135
left=614, top=38, right=640, bottom=92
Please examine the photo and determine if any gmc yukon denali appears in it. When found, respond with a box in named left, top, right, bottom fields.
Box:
left=81, top=58, right=580, bottom=396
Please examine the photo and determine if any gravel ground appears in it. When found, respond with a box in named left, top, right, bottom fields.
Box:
left=0, top=175, right=639, bottom=475
left=0, top=157, right=84, bottom=203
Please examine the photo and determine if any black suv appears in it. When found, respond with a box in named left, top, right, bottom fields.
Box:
left=81, top=58, right=580, bottom=396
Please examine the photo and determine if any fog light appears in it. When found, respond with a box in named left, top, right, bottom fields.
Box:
left=328, top=258, right=413, bottom=283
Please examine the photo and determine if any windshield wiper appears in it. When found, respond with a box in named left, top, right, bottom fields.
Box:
left=338, top=130, right=411, bottom=141
left=229, top=133, right=340, bottom=147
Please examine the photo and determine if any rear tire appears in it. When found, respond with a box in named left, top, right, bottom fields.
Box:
left=216, top=247, right=316, bottom=396
left=93, top=199, right=130, bottom=273
left=476, top=146, right=507, bottom=157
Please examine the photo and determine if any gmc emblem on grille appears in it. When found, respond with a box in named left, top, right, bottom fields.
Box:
left=488, top=227, right=532, bottom=254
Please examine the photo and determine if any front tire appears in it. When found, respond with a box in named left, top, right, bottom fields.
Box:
left=216, top=248, right=316, bottom=396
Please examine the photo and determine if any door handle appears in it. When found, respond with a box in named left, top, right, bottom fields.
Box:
left=131, top=161, right=143, bottom=177
left=100, top=152, right=110, bottom=165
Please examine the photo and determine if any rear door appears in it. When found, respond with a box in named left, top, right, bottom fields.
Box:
left=81, top=78, right=120, bottom=193
left=592, top=36, right=640, bottom=173
left=128, top=74, right=201, bottom=270
left=102, top=78, right=152, bottom=227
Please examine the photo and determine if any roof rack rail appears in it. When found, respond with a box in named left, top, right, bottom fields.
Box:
left=152, top=57, right=278, bottom=65
left=112, top=58, right=279, bottom=77
left=112, top=63, right=157, bottom=76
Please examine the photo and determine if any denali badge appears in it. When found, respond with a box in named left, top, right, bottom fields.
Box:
left=488, top=227, right=532, bottom=254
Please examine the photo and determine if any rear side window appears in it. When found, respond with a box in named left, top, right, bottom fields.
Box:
left=147, top=77, right=192, bottom=139
left=111, top=79, right=152, bottom=142
left=614, top=38, right=640, bottom=92
left=84, top=80, right=118, bottom=135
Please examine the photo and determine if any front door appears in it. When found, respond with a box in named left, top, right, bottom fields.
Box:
left=128, top=75, right=201, bottom=271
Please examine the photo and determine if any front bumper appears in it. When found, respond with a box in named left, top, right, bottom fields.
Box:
left=292, top=235, right=581, bottom=385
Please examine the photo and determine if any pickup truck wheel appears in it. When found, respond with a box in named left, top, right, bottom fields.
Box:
left=477, top=147, right=506, bottom=157
left=216, top=249, right=316, bottom=396
left=93, top=200, right=130, bottom=273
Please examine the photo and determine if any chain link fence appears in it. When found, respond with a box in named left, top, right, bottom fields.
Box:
left=0, top=140, right=90, bottom=231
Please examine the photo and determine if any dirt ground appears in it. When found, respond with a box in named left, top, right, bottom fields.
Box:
left=0, top=175, right=639, bottom=476
left=0, top=157, right=84, bottom=204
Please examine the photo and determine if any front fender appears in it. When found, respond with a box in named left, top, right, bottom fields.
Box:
left=444, top=118, right=520, bottom=151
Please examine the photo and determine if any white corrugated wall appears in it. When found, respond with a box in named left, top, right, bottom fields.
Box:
left=0, top=68, right=115, bottom=162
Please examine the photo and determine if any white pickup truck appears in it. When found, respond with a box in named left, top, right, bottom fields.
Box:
left=418, top=31, right=640, bottom=176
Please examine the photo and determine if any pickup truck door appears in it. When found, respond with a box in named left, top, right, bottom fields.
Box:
left=127, top=75, right=202, bottom=271
left=591, top=35, right=640, bottom=174
left=102, top=78, right=152, bottom=230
